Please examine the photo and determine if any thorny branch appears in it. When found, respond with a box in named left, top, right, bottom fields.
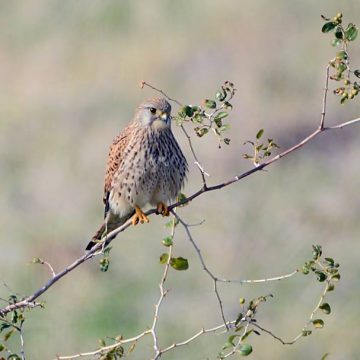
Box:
left=1, top=67, right=359, bottom=359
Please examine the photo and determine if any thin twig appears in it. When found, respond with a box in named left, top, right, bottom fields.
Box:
left=319, top=64, right=330, bottom=130
left=140, top=81, right=183, bottom=106
left=152, top=213, right=177, bottom=359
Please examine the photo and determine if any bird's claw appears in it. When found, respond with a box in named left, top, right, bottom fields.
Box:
left=132, top=206, right=150, bottom=225
left=156, top=202, right=170, bottom=217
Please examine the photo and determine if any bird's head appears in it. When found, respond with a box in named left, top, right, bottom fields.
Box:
left=136, top=97, right=172, bottom=130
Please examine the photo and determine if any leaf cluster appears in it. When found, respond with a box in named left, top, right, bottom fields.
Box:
left=243, top=129, right=279, bottom=166
left=174, top=81, right=236, bottom=147
left=322, top=13, right=360, bottom=103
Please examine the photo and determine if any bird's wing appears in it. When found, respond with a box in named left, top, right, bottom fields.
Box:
left=103, top=123, right=134, bottom=215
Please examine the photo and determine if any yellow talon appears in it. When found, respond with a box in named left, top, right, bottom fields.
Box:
left=132, top=206, right=150, bottom=225
left=156, top=202, right=170, bottom=217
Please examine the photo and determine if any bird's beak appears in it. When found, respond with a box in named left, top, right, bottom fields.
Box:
left=159, top=111, right=169, bottom=123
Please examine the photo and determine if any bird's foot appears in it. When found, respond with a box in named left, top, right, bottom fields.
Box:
left=156, top=202, right=170, bottom=217
left=132, top=206, right=150, bottom=225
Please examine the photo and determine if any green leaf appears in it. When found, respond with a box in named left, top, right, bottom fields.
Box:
left=162, top=236, right=173, bottom=247
left=3, top=329, right=14, bottom=342
left=227, top=334, right=238, bottom=346
left=204, top=99, right=217, bottom=109
left=184, top=106, right=194, bottom=117
left=312, top=319, right=324, bottom=329
left=315, top=270, right=327, bottom=282
left=103, top=246, right=112, bottom=256
left=332, top=38, right=342, bottom=46
left=322, top=22, right=337, bottom=33
left=354, top=70, right=360, bottom=78
left=215, top=90, right=227, bottom=102
left=235, top=312, right=243, bottom=326
left=99, top=257, right=110, bottom=272
left=214, top=112, right=229, bottom=121
left=334, top=26, right=343, bottom=39
left=0, top=343, right=4, bottom=351
left=302, top=330, right=312, bottom=337
left=256, top=129, right=264, bottom=140
left=98, top=338, right=106, bottom=347
left=7, top=355, right=21, bottom=360
left=159, top=253, right=169, bottom=264
left=321, top=353, right=330, bottom=360
left=0, top=323, right=10, bottom=333
left=237, top=343, right=253, bottom=356
left=31, top=257, right=42, bottom=264
left=319, top=303, right=331, bottom=315
left=170, top=257, right=189, bottom=270
left=241, top=330, right=254, bottom=341
left=336, top=51, right=348, bottom=60
left=195, top=127, right=209, bottom=137
left=345, top=24, right=358, bottom=41
left=301, top=265, right=310, bottom=275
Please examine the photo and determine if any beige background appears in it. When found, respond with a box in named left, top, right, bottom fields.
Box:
left=0, top=1, right=359, bottom=359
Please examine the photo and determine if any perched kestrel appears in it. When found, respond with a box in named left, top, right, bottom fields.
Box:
left=86, top=98, right=188, bottom=250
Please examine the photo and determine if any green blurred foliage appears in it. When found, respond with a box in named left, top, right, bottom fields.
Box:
left=0, top=1, right=360, bottom=359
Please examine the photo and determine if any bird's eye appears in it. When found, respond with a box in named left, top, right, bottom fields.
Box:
left=149, top=107, right=156, bottom=114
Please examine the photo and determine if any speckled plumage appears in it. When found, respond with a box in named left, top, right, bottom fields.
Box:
left=86, top=98, right=187, bottom=250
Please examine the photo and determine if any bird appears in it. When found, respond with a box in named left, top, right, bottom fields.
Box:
left=86, top=97, right=188, bottom=250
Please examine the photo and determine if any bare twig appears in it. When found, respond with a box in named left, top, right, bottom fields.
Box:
left=151, top=214, right=177, bottom=359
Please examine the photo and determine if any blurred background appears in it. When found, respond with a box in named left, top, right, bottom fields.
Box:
left=1, top=1, right=359, bottom=359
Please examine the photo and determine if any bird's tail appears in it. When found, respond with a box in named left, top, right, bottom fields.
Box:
left=85, top=211, right=134, bottom=251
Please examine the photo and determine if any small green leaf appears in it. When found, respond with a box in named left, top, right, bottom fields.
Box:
left=256, top=129, right=264, bottom=140
left=319, top=303, right=331, bottom=315
left=159, top=253, right=169, bottom=264
left=184, top=106, right=194, bottom=117
left=215, top=90, right=227, bottom=102
left=103, top=246, right=112, bottom=256
left=336, top=51, right=348, bottom=60
left=177, top=192, right=187, bottom=204
left=99, top=257, right=110, bottom=272
left=3, top=329, right=14, bottom=342
left=334, top=26, right=343, bottom=39
left=0, top=324, right=10, bottom=333
left=322, top=22, right=337, bottom=33
left=321, top=352, right=330, bottom=360
left=8, top=355, right=21, bottom=360
left=195, top=127, right=209, bottom=137
left=241, top=330, right=254, bottom=341
left=235, top=312, right=243, bottom=326
left=0, top=343, right=4, bottom=351
left=162, top=236, right=173, bottom=247
left=302, top=329, right=312, bottom=336
left=204, top=99, right=217, bottom=109
left=354, top=70, right=360, bottom=78
left=345, top=24, right=358, bottom=41
left=332, top=38, right=342, bottom=46
left=312, top=319, right=324, bottom=329
left=301, top=265, right=310, bottom=275
left=327, top=283, right=335, bottom=292
left=227, top=334, right=238, bottom=346
left=331, top=273, right=341, bottom=281
left=214, top=111, right=229, bottom=121
left=315, top=270, right=327, bottom=282
left=170, top=257, right=189, bottom=270
left=98, top=338, right=106, bottom=347
left=237, top=343, right=253, bottom=356
left=31, top=257, right=42, bottom=264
